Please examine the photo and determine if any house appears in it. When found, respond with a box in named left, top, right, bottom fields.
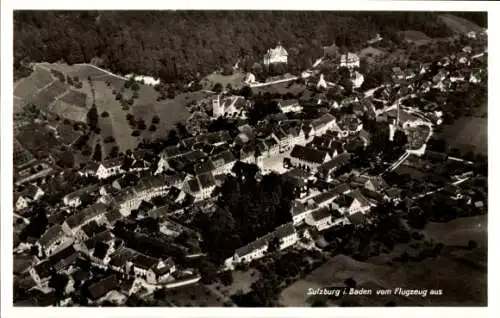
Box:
left=335, top=189, right=372, bottom=215
left=384, top=187, right=403, bottom=203
left=290, top=200, right=316, bottom=225
left=467, top=31, right=477, bottom=39
left=392, top=67, right=404, bottom=80
left=87, top=274, right=120, bottom=304
left=279, top=99, right=302, bottom=113
left=79, top=230, right=115, bottom=262
left=62, top=202, right=109, bottom=235
left=211, top=150, right=237, bottom=175
left=339, top=52, right=360, bottom=69
left=224, top=223, right=298, bottom=269
left=29, top=260, right=53, bottom=287
left=212, top=95, right=245, bottom=118
left=14, top=184, right=45, bottom=211
left=462, top=46, right=473, bottom=54
left=290, top=145, right=331, bottom=172
left=96, top=158, right=124, bottom=179
left=129, top=254, right=176, bottom=284
left=271, top=127, right=292, bottom=152
left=75, top=220, right=104, bottom=241
left=183, top=173, right=216, bottom=201
left=305, top=208, right=346, bottom=231
left=364, top=176, right=389, bottom=193
left=37, top=224, right=74, bottom=257
left=283, top=168, right=311, bottom=198
left=264, top=136, right=280, bottom=157
left=285, top=124, right=306, bottom=147
left=309, top=183, right=351, bottom=208
left=310, top=113, right=337, bottom=137
left=63, top=185, right=99, bottom=207
left=350, top=71, right=364, bottom=88
left=49, top=245, right=82, bottom=272
left=263, top=43, right=288, bottom=66
left=317, top=153, right=351, bottom=181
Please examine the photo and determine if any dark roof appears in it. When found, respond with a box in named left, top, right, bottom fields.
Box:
left=264, top=137, right=278, bottom=148
left=88, top=274, right=119, bottom=300
left=311, top=113, right=335, bottom=130
left=18, top=183, right=41, bottom=199
left=348, top=212, right=367, bottom=225
left=310, top=208, right=332, bottom=221
left=318, top=153, right=351, bottom=172
left=65, top=203, right=108, bottom=229
left=105, top=209, right=123, bottom=225
left=194, top=159, right=216, bottom=175
left=132, top=254, right=159, bottom=270
left=34, top=260, right=53, bottom=279
left=93, top=242, right=110, bottom=260
left=290, top=200, right=308, bottom=216
left=109, top=247, right=137, bottom=268
left=198, top=173, right=216, bottom=189
left=280, top=99, right=299, bottom=107
left=39, top=224, right=65, bottom=247
left=235, top=223, right=296, bottom=257
left=84, top=230, right=114, bottom=250
left=290, top=145, right=329, bottom=164
left=14, top=255, right=36, bottom=275
left=81, top=221, right=101, bottom=238
left=211, top=150, right=236, bottom=168
left=347, top=189, right=371, bottom=207
left=187, top=179, right=200, bottom=193
left=49, top=245, right=79, bottom=270
left=285, top=167, right=310, bottom=180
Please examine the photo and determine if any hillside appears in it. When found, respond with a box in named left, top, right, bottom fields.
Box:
left=14, top=11, right=461, bottom=84
left=439, top=14, right=484, bottom=35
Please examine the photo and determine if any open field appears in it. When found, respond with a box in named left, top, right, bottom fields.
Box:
left=210, top=269, right=261, bottom=298
left=15, top=123, right=61, bottom=158
left=200, top=71, right=246, bottom=90
left=60, top=89, right=87, bottom=108
left=439, top=14, right=483, bottom=35
left=14, top=66, right=54, bottom=99
left=26, top=81, right=69, bottom=109
left=398, top=30, right=430, bottom=41
left=49, top=100, right=88, bottom=123
left=443, top=116, right=487, bottom=155
left=281, top=215, right=487, bottom=306
left=161, top=284, right=226, bottom=307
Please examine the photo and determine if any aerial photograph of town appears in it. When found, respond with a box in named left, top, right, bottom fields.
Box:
left=10, top=10, right=487, bottom=308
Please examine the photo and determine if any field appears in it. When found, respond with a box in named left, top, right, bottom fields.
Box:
left=281, top=215, right=487, bottom=306
left=13, top=139, right=37, bottom=169
left=60, top=89, right=87, bottom=108
left=200, top=71, right=246, bottom=90
left=398, top=30, right=430, bottom=42
left=161, top=284, right=226, bottom=307
left=439, top=14, right=484, bottom=35
left=48, top=100, right=88, bottom=123
left=14, top=65, right=54, bottom=99
left=15, top=123, right=61, bottom=158
left=210, top=269, right=261, bottom=298
left=26, top=81, right=69, bottom=109
left=443, top=116, right=487, bottom=155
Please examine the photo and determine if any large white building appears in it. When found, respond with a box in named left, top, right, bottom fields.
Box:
left=263, top=43, right=288, bottom=66
left=339, top=52, right=360, bottom=69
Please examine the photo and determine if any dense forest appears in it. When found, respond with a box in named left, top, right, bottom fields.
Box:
left=14, top=11, right=464, bottom=83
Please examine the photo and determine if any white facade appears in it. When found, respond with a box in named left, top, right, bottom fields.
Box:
left=96, top=164, right=124, bottom=180
left=125, top=74, right=161, bottom=86
left=290, top=153, right=331, bottom=172
left=351, top=71, right=364, bottom=88
left=263, top=44, right=288, bottom=66
left=339, top=53, right=360, bottom=69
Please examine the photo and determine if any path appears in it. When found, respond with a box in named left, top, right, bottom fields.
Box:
left=74, top=63, right=129, bottom=81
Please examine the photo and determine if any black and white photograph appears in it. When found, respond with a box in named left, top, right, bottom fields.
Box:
left=1, top=1, right=493, bottom=316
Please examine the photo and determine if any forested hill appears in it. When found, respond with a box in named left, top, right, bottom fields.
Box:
left=14, top=11, right=470, bottom=83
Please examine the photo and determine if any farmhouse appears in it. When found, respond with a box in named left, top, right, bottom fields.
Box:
left=128, top=254, right=176, bottom=284
left=290, top=200, right=316, bottom=225
left=335, top=190, right=372, bottom=215
left=278, top=99, right=302, bottom=113
left=339, top=52, right=360, bottom=69
left=305, top=208, right=345, bottom=231
left=224, top=223, right=298, bottom=269
left=62, top=203, right=109, bottom=235
left=183, top=173, right=216, bottom=201
left=263, top=43, right=288, bottom=66
left=310, top=113, right=337, bottom=137
left=63, top=185, right=99, bottom=207
left=317, top=153, right=351, bottom=181
left=210, top=150, right=237, bottom=175
left=14, top=184, right=45, bottom=211
left=37, top=224, right=74, bottom=257
left=96, top=158, right=124, bottom=180
left=290, top=145, right=331, bottom=172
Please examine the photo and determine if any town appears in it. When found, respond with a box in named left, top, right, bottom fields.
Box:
left=12, top=12, right=487, bottom=307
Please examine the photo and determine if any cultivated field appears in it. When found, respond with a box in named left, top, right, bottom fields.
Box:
left=281, top=215, right=487, bottom=306
left=60, top=89, right=87, bottom=108
left=14, top=65, right=54, bottom=99
left=443, top=116, right=487, bottom=155
left=161, top=284, right=226, bottom=307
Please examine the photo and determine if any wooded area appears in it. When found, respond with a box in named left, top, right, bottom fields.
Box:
left=14, top=11, right=460, bottom=83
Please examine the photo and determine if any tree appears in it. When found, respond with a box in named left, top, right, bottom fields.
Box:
left=213, top=83, right=223, bottom=93
left=393, top=130, right=408, bottom=148
left=219, top=271, right=234, bottom=286
left=149, top=124, right=157, bottom=132
left=87, top=104, right=99, bottom=130
left=93, top=143, right=102, bottom=162
left=152, top=115, right=160, bottom=124
left=200, top=260, right=218, bottom=284
left=109, top=146, right=119, bottom=158
left=166, top=129, right=180, bottom=146
left=132, top=130, right=141, bottom=137
left=49, top=273, right=69, bottom=297
left=344, top=277, right=357, bottom=288
left=154, top=288, right=167, bottom=300
left=467, top=240, right=478, bottom=250
left=101, top=112, right=109, bottom=118
left=239, top=86, right=253, bottom=99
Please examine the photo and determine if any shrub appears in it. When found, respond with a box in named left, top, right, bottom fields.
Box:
left=131, top=130, right=141, bottom=137
left=101, top=112, right=109, bottom=118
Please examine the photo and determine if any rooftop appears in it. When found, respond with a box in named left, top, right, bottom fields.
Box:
left=290, top=145, right=329, bottom=165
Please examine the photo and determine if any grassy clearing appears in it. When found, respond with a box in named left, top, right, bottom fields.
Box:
left=398, top=30, right=430, bottom=41
left=162, top=284, right=226, bottom=307
left=26, top=81, right=69, bottom=110
left=60, top=89, right=87, bottom=108
left=211, top=269, right=261, bottom=297
left=443, top=116, right=487, bottom=155
left=200, top=71, right=246, bottom=90
left=14, top=66, right=54, bottom=99
left=49, top=100, right=88, bottom=123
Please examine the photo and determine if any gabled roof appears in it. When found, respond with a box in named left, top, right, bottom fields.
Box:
left=81, top=221, right=102, bottom=238
left=84, top=230, right=114, bottom=250
left=290, top=145, right=329, bottom=164
left=347, top=189, right=371, bottom=207
left=211, top=150, right=236, bottom=168
left=194, top=159, right=216, bottom=175
left=88, top=274, right=119, bottom=300
left=290, top=200, right=308, bottom=216
left=318, top=153, right=351, bottom=172
left=131, top=253, right=159, bottom=270
left=311, top=113, right=336, bottom=130
left=39, top=224, right=65, bottom=248
left=235, top=223, right=296, bottom=257
left=348, top=212, right=367, bottom=225
left=198, top=173, right=216, bottom=189
left=310, top=208, right=332, bottom=221
left=65, top=203, right=108, bottom=229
